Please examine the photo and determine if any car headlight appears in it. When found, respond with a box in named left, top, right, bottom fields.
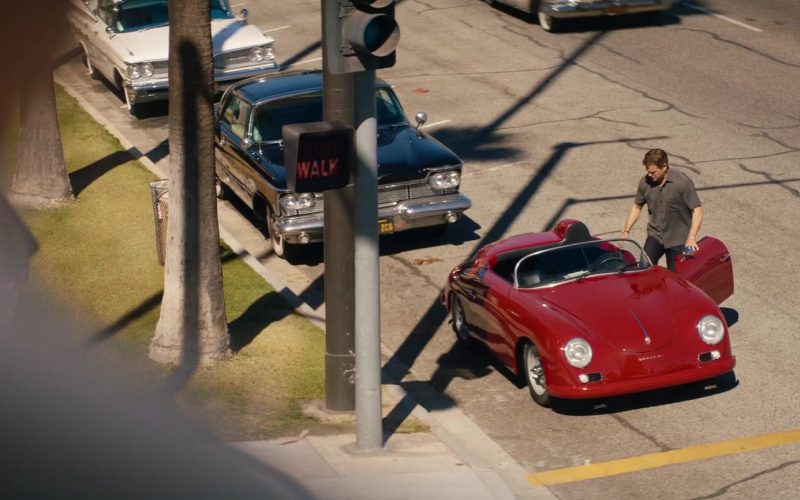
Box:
left=697, top=314, right=725, bottom=345
left=139, top=62, right=154, bottom=77
left=280, top=192, right=316, bottom=211
left=126, top=62, right=154, bottom=79
left=249, top=45, right=275, bottom=63
left=428, top=170, right=460, bottom=190
left=563, top=338, right=592, bottom=368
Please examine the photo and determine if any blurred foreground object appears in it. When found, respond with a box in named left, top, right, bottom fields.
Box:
left=0, top=278, right=312, bottom=499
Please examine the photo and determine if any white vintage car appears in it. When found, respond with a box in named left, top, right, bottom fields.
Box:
left=486, top=0, right=676, bottom=32
left=68, top=0, right=278, bottom=115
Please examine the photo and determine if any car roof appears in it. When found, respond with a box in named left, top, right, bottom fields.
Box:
left=233, top=70, right=391, bottom=104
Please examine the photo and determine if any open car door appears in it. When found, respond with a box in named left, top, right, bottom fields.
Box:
left=674, top=236, right=733, bottom=305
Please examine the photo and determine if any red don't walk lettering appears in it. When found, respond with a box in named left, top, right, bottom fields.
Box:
left=297, top=158, right=340, bottom=180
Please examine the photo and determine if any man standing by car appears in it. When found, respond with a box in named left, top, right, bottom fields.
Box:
left=621, top=148, right=704, bottom=271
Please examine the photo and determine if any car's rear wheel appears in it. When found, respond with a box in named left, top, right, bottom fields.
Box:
left=451, top=295, right=472, bottom=344
left=265, top=203, right=293, bottom=260
left=523, top=342, right=552, bottom=407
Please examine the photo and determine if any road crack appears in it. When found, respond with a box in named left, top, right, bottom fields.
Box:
left=678, top=28, right=800, bottom=69
left=692, top=460, right=800, bottom=499
left=738, top=163, right=800, bottom=199
left=611, top=414, right=673, bottom=451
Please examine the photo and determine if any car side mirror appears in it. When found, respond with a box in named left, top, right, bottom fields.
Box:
left=239, top=8, right=249, bottom=22
left=415, top=112, right=427, bottom=133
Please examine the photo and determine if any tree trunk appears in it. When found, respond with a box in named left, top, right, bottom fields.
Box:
left=9, top=3, right=73, bottom=208
left=150, top=0, right=229, bottom=371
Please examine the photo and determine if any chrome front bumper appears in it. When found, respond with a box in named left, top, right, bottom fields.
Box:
left=125, top=79, right=169, bottom=105
left=544, top=0, right=675, bottom=18
left=275, top=193, right=472, bottom=245
left=123, top=62, right=280, bottom=104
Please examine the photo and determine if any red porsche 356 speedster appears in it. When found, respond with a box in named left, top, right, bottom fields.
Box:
left=442, top=219, right=736, bottom=407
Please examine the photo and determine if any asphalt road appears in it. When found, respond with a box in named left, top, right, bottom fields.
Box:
left=57, top=0, right=800, bottom=498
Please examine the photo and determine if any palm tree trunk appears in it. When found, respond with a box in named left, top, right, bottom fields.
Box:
left=9, top=4, right=73, bottom=208
left=150, top=0, right=228, bottom=372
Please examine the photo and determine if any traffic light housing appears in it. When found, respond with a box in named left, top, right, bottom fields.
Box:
left=324, top=0, right=400, bottom=74
left=283, top=121, right=354, bottom=193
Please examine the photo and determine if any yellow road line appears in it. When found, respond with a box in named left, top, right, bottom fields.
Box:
left=527, top=429, right=800, bottom=487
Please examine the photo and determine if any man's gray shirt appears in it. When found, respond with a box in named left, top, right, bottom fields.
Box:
left=634, top=169, right=701, bottom=248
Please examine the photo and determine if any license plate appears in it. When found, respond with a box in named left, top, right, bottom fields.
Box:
left=606, top=5, right=628, bottom=14
left=379, top=218, right=394, bottom=234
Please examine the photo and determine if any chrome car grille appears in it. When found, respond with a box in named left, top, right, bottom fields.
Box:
left=378, top=181, right=441, bottom=207
left=215, top=48, right=272, bottom=70
left=290, top=180, right=446, bottom=216
left=151, top=60, right=168, bottom=77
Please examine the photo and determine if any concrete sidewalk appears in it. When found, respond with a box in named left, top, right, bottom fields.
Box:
left=234, top=433, right=518, bottom=500
left=54, top=62, right=556, bottom=500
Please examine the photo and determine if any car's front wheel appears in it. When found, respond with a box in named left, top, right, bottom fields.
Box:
left=265, top=204, right=293, bottom=260
left=81, top=44, right=99, bottom=79
left=523, top=342, right=552, bottom=407
left=115, top=71, right=141, bottom=117
left=536, top=2, right=562, bottom=32
left=214, top=176, right=229, bottom=200
left=451, top=295, right=472, bottom=344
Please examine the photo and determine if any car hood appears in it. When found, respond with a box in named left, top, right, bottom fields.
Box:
left=256, top=125, right=462, bottom=190
left=539, top=272, right=685, bottom=353
left=375, top=126, right=462, bottom=183
left=112, top=18, right=273, bottom=63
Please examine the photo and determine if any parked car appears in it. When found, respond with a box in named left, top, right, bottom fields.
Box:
left=214, top=70, right=471, bottom=260
left=486, top=0, right=676, bottom=32
left=442, top=219, right=736, bottom=407
left=67, top=0, right=278, bottom=115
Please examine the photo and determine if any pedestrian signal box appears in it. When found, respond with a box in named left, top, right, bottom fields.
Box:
left=283, top=121, right=354, bottom=193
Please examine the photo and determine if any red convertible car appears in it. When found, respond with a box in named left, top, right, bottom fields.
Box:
left=442, top=219, right=735, bottom=407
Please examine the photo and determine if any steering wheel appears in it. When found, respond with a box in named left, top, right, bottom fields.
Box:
left=590, top=253, right=626, bottom=271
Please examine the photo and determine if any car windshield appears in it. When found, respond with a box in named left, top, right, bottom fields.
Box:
left=513, top=239, right=650, bottom=288
left=114, top=0, right=232, bottom=32
left=252, top=88, right=407, bottom=142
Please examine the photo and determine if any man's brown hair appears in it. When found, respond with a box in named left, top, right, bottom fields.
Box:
left=642, top=149, right=669, bottom=168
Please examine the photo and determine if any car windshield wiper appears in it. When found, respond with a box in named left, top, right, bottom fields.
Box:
left=563, top=270, right=590, bottom=281
left=617, top=262, right=642, bottom=274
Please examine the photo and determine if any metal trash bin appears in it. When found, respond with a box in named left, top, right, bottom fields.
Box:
left=149, top=179, right=169, bottom=265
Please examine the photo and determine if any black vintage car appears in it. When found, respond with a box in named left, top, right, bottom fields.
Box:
left=214, top=70, right=471, bottom=259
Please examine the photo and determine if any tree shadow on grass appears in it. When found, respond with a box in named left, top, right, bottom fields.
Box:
left=69, top=150, right=134, bottom=196
left=227, top=291, right=298, bottom=352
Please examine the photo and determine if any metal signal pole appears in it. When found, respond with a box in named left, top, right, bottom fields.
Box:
left=353, top=69, right=382, bottom=452
left=322, top=0, right=355, bottom=412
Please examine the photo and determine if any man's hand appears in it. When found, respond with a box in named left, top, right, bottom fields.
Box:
left=684, top=235, right=700, bottom=252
